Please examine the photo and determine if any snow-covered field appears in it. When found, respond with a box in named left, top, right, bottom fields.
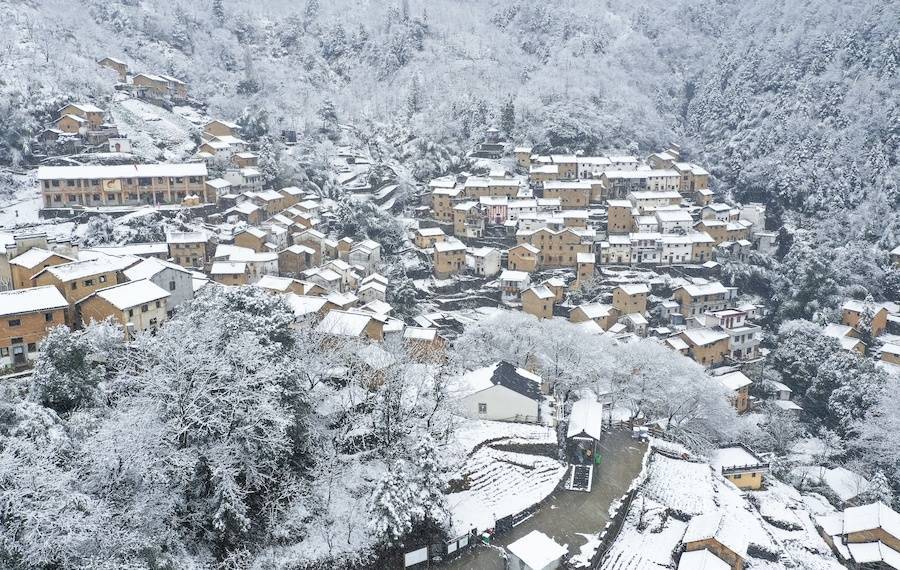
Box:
left=446, top=446, right=566, bottom=536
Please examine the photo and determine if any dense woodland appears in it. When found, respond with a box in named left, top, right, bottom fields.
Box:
left=0, top=0, right=899, bottom=567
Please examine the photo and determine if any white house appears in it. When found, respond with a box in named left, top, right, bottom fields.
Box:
left=123, top=257, right=193, bottom=315
left=468, top=247, right=501, bottom=277
left=453, top=361, right=543, bottom=423
left=507, top=530, right=568, bottom=570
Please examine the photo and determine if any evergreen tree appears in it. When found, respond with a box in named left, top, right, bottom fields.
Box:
left=499, top=97, right=515, bottom=136
left=211, top=0, right=225, bottom=25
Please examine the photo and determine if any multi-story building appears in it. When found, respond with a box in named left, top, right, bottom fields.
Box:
left=541, top=181, right=592, bottom=209
left=672, top=282, right=731, bottom=318
left=166, top=231, right=209, bottom=268
left=39, top=163, right=210, bottom=208
left=515, top=227, right=592, bottom=269
left=433, top=239, right=466, bottom=278
left=32, top=255, right=136, bottom=305
left=78, top=279, right=170, bottom=338
left=672, top=162, right=710, bottom=193
left=522, top=285, right=555, bottom=319
left=679, top=327, right=730, bottom=367
left=698, top=309, right=762, bottom=362
left=508, top=243, right=540, bottom=273
left=612, top=284, right=649, bottom=315
left=606, top=200, right=635, bottom=234
left=0, top=286, right=70, bottom=370
left=8, top=248, right=76, bottom=290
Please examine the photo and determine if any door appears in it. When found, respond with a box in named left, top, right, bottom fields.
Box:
left=12, top=345, right=25, bottom=366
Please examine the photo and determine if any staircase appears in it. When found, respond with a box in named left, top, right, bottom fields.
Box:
left=566, top=464, right=594, bottom=492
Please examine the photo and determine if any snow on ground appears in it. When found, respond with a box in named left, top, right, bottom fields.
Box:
left=451, top=418, right=557, bottom=456
left=570, top=532, right=602, bottom=567
left=447, top=446, right=566, bottom=536
left=601, top=447, right=843, bottom=570
left=110, top=95, right=197, bottom=161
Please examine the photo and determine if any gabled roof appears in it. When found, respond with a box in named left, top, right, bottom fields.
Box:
left=0, top=286, right=69, bottom=317
left=9, top=248, right=73, bottom=269
left=459, top=361, right=543, bottom=401
left=567, top=399, right=604, bottom=440
left=524, top=285, right=554, bottom=300
left=616, top=283, right=650, bottom=296
left=682, top=512, right=749, bottom=558
left=316, top=310, right=373, bottom=337
left=123, top=257, right=189, bottom=281
left=88, top=279, right=169, bottom=310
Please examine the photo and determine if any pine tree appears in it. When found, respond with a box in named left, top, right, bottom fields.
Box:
left=212, top=0, right=225, bottom=25
left=500, top=97, right=515, bottom=136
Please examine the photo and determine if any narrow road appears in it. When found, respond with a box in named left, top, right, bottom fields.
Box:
left=442, top=429, right=648, bottom=569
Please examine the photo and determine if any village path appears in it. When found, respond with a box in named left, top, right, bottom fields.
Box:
left=441, top=429, right=648, bottom=569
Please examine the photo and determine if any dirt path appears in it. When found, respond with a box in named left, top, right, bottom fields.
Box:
left=442, top=429, right=648, bottom=569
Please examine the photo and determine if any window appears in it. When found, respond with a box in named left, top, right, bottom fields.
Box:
left=478, top=403, right=487, bottom=414
left=169, top=280, right=176, bottom=291
left=99, top=275, right=107, bottom=283
left=11, top=338, right=22, bottom=345
left=7, top=319, right=20, bottom=327
left=128, top=309, right=134, bottom=317
left=0, top=347, right=7, bottom=357
left=71, top=283, right=77, bottom=290
left=27, top=343, right=36, bottom=353
left=155, top=301, right=161, bottom=308
left=84, top=279, right=93, bottom=287
left=44, top=312, right=53, bottom=322
left=734, top=473, right=742, bottom=479
left=141, top=304, right=148, bottom=313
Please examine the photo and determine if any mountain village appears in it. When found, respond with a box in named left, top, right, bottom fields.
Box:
left=2, top=54, right=899, bottom=570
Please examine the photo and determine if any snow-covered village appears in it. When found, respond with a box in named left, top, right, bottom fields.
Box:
left=0, top=1, right=898, bottom=569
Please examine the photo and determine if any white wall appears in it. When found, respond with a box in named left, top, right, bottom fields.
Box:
left=460, top=385, right=540, bottom=423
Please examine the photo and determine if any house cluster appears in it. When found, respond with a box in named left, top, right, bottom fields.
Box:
left=822, top=299, right=900, bottom=367
left=0, top=238, right=202, bottom=369
left=98, top=56, right=189, bottom=103
left=39, top=102, right=125, bottom=152
left=194, top=120, right=263, bottom=192
left=423, top=145, right=773, bottom=285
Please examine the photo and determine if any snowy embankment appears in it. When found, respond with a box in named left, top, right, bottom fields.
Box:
left=109, top=96, right=200, bottom=161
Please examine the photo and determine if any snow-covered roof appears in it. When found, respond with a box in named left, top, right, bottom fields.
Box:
left=325, top=291, right=358, bottom=307
left=577, top=252, right=595, bottom=264
left=123, top=257, right=188, bottom=281
left=434, top=240, right=466, bottom=253
left=507, top=530, right=567, bottom=569
left=284, top=293, right=327, bottom=317
left=511, top=243, right=540, bottom=254
left=666, top=336, right=690, bottom=351
left=678, top=282, right=728, bottom=297
left=38, top=163, right=207, bottom=181
left=525, top=285, right=554, bottom=300
left=92, top=279, right=169, bottom=310
left=677, top=549, right=729, bottom=570
left=567, top=399, right=604, bottom=440
left=9, top=247, right=71, bottom=269
left=843, top=502, right=900, bottom=538
left=715, top=371, right=752, bottom=391
left=60, top=102, right=104, bottom=113
left=166, top=230, right=207, bottom=244
left=458, top=361, right=542, bottom=400
left=847, top=541, right=900, bottom=568
left=360, top=299, right=392, bottom=316
left=0, top=286, right=69, bottom=317
left=416, top=226, right=445, bottom=237
left=616, top=283, right=650, bottom=296
left=316, top=310, right=373, bottom=337
left=210, top=261, right=246, bottom=275
left=711, top=444, right=762, bottom=472
left=41, top=255, right=137, bottom=282
left=254, top=275, right=296, bottom=292
left=499, top=270, right=530, bottom=283
left=682, top=327, right=729, bottom=346
left=403, top=327, right=438, bottom=341
left=682, top=512, right=749, bottom=558
left=577, top=303, right=614, bottom=319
